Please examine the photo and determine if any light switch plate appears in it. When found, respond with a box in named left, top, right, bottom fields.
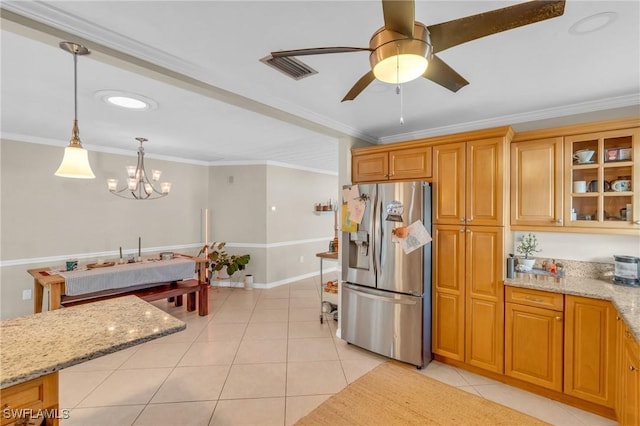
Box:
left=22, top=289, right=32, bottom=300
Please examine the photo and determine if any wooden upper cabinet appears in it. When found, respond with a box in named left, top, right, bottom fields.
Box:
left=467, top=138, right=505, bottom=226
left=564, top=127, right=640, bottom=231
left=352, top=152, right=389, bottom=183
left=564, top=295, right=617, bottom=408
left=433, top=138, right=505, bottom=226
left=511, top=137, right=563, bottom=227
left=352, top=146, right=432, bottom=183
left=389, top=146, right=432, bottom=180
left=433, top=142, right=466, bottom=224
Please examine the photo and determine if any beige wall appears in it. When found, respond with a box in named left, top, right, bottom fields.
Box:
left=207, top=163, right=339, bottom=285
left=1, top=142, right=342, bottom=318
left=1, top=139, right=208, bottom=319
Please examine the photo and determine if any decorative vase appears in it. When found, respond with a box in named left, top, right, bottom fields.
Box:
left=243, top=274, right=254, bottom=290
left=519, top=258, right=536, bottom=271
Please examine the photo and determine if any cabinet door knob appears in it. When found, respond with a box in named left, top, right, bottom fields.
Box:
left=630, top=365, right=637, bottom=372
left=635, top=220, right=640, bottom=225
left=460, top=218, right=466, bottom=222
left=556, top=218, right=563, bottom=224
left=460, top=229, right=464, bottom=233
left=466, top=229, right=471, bottom=233
left=555, top=316, right=562, bottom=321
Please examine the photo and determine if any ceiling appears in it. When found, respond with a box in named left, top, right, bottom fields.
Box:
left=1, top=1, right=639, bottom=174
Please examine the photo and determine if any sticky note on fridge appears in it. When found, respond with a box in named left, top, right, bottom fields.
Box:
left=348, top=199, right=366, bottom=224
left=342, top=205, right=358, bottom=232
left=400, top=220, right=432, bottom=254
left=342, top=185, right=359, bottom=203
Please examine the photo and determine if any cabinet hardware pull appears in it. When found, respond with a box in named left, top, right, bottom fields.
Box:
left=466, top=229, right=471, bottom=233
left=630, top=365, right=637, bottom=372
left=388, top=173, right=394, bottom=177
left=460, top=218, right=466, bottom=222
left=635, top=220, right=640, bottom=225
left=556, top=218, right=563, bottom=224
left=555, top=316, right=562, bottom=321
left=616, top=316, right=621, bottom=321
left=459, top=229, right=464, bottom=233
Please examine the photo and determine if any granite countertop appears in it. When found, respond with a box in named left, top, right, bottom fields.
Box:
left=505, top=275, right=640, bottom=340
left=0, top=296, right=185, bottom=388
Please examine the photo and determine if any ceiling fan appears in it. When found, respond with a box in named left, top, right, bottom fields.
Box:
left=270, top=0, right=566, bottom=102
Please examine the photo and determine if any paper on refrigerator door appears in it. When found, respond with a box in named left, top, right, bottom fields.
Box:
left=399, top=220, right=432, bottom=254
left=342, top=185, right=366, bottom=224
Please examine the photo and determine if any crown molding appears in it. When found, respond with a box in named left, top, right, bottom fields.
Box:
left=0, top=133, right=211, bottom=166
left=209, top=160, right=338, bottom=176
left=378, top=94, right=640, bottom=144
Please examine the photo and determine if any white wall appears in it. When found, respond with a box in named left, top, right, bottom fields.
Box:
left=512, top=231, right=639, bottom=263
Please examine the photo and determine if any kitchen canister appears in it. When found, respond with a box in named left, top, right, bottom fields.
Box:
left=613, top=255, right=640, bottom=287
left=506, top=255, right=515, bottom=278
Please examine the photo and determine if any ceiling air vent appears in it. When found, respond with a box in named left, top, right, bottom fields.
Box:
left=260, top=55, right=318, bottom=80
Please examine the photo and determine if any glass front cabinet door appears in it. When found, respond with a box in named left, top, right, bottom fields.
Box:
left=565, top=128, right=639, bottom=230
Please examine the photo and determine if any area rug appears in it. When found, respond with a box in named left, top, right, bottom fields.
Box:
left=295, top=361, right=549, bottom=425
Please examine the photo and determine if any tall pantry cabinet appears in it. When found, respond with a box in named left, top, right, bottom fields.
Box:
left=432, top=129, right=512, bottom=374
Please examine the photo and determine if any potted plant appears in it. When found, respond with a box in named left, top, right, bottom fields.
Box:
left=199, top=242, right=250, bottom=281
left=516, top=233, right=541, bottom=271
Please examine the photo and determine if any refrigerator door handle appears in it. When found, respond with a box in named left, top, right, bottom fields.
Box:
left=344, top=285, right=418, bottom=305
left=373, top=190, right=381, bottom=278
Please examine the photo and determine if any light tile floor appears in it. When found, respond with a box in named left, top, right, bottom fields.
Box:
left=59, top=278, right=617, bottom=426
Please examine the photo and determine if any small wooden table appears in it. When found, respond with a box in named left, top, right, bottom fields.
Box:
left=27, top=254, right=209, bottom=316
left=316, top=251, right=339, bottom=324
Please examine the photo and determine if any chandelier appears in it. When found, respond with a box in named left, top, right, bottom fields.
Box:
left=107, top=137, right=171, bottom=200
left=54, top=41, right=95, bottom=179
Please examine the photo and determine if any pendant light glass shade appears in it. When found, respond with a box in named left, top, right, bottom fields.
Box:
left=55, top=41, right=95, bottom=179
left=55, top=146, right=95, bottom=178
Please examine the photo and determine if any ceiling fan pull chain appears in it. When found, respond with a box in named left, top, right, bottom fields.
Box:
left=396, top=45, right=404, bottom=125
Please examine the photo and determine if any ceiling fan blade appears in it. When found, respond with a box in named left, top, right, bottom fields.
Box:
left=428, top=0, right=566, bottom=54
left=422, top=55, right=469, bottom=93
left=342, top=71, right=376, bottom=102
left=271, top=47, right=371, bottom=58
left=382, top=0, right=415, bottom=38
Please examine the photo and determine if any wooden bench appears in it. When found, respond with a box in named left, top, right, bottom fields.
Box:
left=61, top=279, right=203, bottom=313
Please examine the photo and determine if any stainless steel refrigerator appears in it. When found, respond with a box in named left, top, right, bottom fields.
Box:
left=341, top=181, right=431, bottom=368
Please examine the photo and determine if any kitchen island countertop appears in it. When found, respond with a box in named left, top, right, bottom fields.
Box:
left=505, top=275, right=640, bottom=340
left=0, top=295, right=185, bottom=388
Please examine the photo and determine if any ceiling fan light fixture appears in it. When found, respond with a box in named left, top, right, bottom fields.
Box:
left=373, top=53, right=428, bottom=84
left=369, top=23, right=432, bottom=84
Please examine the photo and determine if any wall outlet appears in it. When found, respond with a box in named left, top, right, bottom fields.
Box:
left=299, top=256, right=304, bottom=263
left=22, top=289, right=32, bottom=300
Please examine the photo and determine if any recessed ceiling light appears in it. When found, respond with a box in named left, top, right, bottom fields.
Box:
left=94, top=90, right=158, bottom=111
left=569, top=12, right=617, bottom=35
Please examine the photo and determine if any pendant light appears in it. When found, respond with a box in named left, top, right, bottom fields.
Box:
left=54, top=41, right=95, bottom=179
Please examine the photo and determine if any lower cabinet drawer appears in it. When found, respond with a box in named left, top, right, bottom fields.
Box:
left=505, top=286, right=564, bottom=311
left=0, top=373, right=58, bottom=426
